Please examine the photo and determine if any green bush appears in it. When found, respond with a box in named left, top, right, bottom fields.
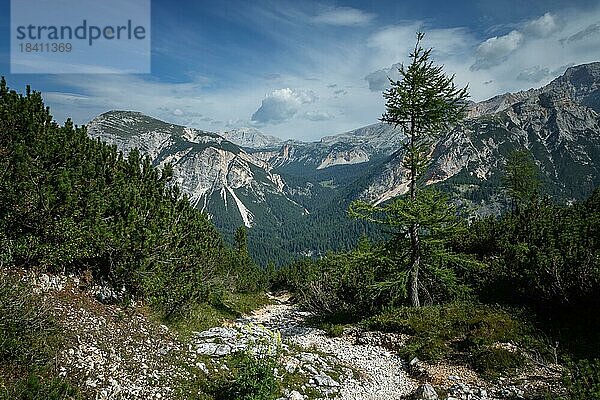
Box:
left=0, top=79, right=266, bottom=320
left=366, top=302, right=548, bottom=377
left=455, top=198, right=600, bottom=309
left=277, top=229, right=476, bottom=322
left=175, top=351, right=280, bottom=400
left=177, top=326, right=281, bottom=400
left=322, top=323, right=345, bottom=338
left=472, top=347, right=526, bottom=378
left=168, top=293, right=271, bottom=337
left=276, top=241, right=388, bottom=320
left=0, top=371, right=82, bottom=400
left=453, top=193, right=600, bottom=358
left=563, top=358, right=600, bottom=400
left=212, top=352, right=280, bottom=400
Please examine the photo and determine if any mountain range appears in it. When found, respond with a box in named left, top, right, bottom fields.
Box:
left=87, top=62, right=600, bottom=264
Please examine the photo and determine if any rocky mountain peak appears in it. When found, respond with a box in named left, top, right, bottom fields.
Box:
left=467, top=91, right=536, bottom=119
left=467, top=63, right=600, bottom=119
left=220, top=127, right=283, bottom=150
left=362, top=62, right=600, bottom=208
left=560, top=62, right=600, bottom=88
left=545, top=62, right=600, bottom=112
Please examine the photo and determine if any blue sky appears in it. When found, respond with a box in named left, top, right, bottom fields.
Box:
left=1, top=0, right=600, bottom=141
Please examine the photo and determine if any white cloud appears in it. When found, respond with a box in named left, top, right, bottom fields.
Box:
left=463, top=6, right=600, bottom=99
left=42, top=74, right=261, bottom=132
left=365, top=26, right=476, bottom=95
left=471, top=30, right=523, bottom=71
left=364, top=63, right=402, bottom=92
left=524, top=12, right=561, bottom=37
left=516, top=65, right=551, bottom=82
left=363, top=7, right=600, bottom=104
left=560, top=22, right=600, bottom=44
left=251, top=88, right=318, bottom=124
left=312, top=7, right=375, bottom=27
left=37, top=4, right=600, bottom=142
left=368, top=23, right=421, bottom=67
left=303, top=111, right=334, bottom=121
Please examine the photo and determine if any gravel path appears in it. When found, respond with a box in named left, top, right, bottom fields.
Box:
left=237, top=294, right=418, bottom=399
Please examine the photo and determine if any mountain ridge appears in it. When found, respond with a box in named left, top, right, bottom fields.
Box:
left=87, top=111, right=305, bottom=232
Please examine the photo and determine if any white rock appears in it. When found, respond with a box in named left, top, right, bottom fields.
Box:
left=287, top=390, right=304, bottom=400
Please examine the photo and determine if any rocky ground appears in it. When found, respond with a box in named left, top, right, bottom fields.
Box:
left=26, top=273, right=562, bottom=400
left=235, top=294, right=417, bottom=399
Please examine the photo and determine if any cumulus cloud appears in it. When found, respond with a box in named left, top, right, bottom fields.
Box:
left=364, top=63, right=402, bottom=92
left=40, top=5, right=600, bottom=141
left=368, top=23, right=421, bottom=66
left=312, top=7, right=375, bottom=27
left=524, top=12, right=561, bottom=37
left=516, top=64, right=575, bottom=84
left=251, top=88, right=317, bottom=124
left=471, top=30, right=523, bottom=71
left=471, top=12, right=564, bottom=72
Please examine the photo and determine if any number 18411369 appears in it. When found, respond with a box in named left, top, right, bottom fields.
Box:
left=19, top=43, right=72, bottom=52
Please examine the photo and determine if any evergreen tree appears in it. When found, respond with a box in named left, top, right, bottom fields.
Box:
left=234, top=226, right=249, bottom=256
left=350, top=32, right=469, bottom=307
left=502, top=149, right=542, bottom=212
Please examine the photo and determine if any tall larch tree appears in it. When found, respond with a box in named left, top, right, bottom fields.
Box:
left=350, top=32, right=469, bottom=307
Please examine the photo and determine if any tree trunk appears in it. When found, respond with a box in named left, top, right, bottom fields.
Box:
left=409, top=223, right=421, bottom=307
left=408, top=116, right=421, bottom=307
left=408, top=114, right=421, bottom=307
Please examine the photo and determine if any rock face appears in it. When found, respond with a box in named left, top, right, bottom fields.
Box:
left=220, top=126, right=283, bottom=150
left=87, top=111, right=304, bottom=230
left=263, top=122, right=403, bottom=171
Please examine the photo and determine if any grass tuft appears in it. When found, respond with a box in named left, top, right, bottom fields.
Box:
left=0, top=273, right=81, bottom=399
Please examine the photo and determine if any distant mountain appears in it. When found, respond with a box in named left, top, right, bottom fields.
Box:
left=86, top=112, right=387, bottom=264
left=87, top=111, right=306, bottom=237
left=220, top=127, right=283, bottom=150
left=87, top=62, right=600, bottom=265
left=272, top=123, right=402, bottom=170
